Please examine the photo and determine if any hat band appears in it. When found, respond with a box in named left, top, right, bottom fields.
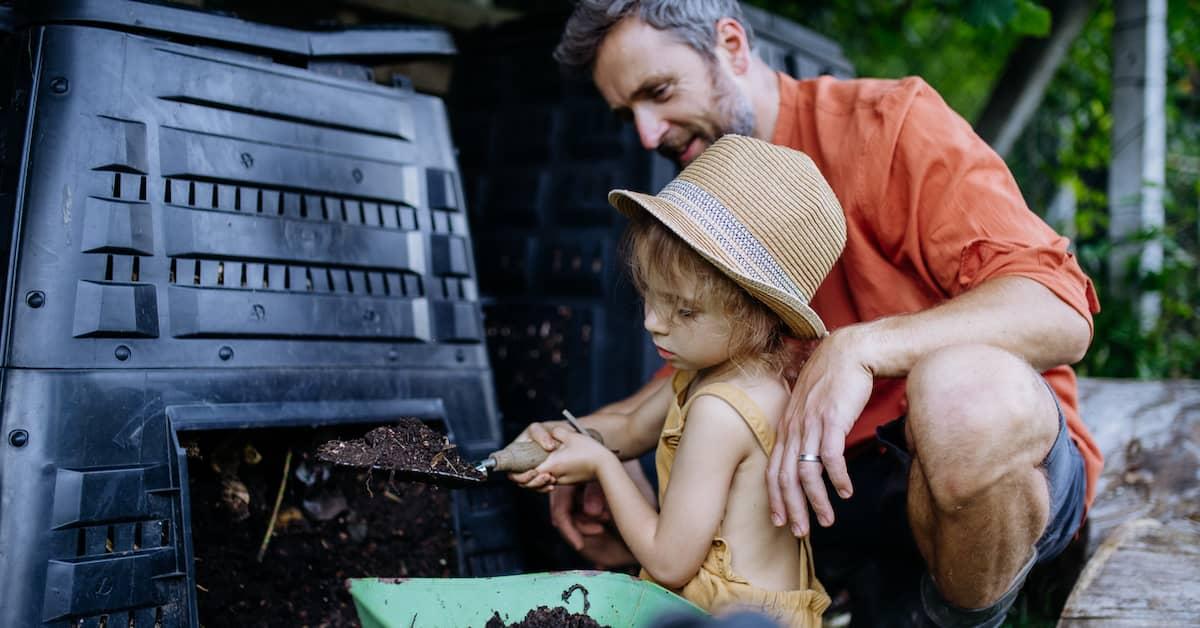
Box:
left=659, top=179, right=805, bottom=302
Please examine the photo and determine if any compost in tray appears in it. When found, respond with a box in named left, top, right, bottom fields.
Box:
left=186, top=428, right=455, bottom=627
left=485, top=606, right=609, bottom=628
left=317, top=419, right=485, bottom=481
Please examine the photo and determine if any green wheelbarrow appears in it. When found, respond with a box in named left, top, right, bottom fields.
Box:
left=349, top=570, right=707, bottom=627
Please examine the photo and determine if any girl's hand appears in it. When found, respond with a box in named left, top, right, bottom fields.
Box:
left=535, top=427, right=614, bottom=485
left=506, top=420, right=569, bottom=492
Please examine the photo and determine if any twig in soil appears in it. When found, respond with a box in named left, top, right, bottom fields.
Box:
left=257, top=448, right=293, bottom=563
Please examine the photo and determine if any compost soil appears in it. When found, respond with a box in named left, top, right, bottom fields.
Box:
left=188, top=429, right=455, bottom=627
left=317, top=420, right=484, bottom=481
left=485, top=606, right=608, bottom=628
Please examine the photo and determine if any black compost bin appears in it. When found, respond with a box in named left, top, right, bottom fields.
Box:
left=0, top=2, right=518, bottom=626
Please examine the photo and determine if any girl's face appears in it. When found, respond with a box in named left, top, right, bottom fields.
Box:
left=642, top=276, right=735, bottom=372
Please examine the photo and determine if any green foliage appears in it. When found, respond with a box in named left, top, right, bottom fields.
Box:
left=751, top=0, right=1029, bottom=119
left=1011, top=0, right=1053, bottom=36
left=964, top=0, right=1051, bottom=35
left=1013, top=0, right=1200, bottom=378
left=749, top=0, right=1200, bottom=379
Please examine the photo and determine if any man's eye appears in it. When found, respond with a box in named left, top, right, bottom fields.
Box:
left=652, top=84, right=671, bottom=102
left=677, top=308, right=695, bottom=318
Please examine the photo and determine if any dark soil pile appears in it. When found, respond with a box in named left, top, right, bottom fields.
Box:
left=188, top=429, right=455, bottom=627
left=485, top=606, right=608, bottom=628
left=317, top=419, right=485, bottom=482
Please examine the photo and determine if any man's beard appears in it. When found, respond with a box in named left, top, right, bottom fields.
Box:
left=658, top=64, right=756, bottom=166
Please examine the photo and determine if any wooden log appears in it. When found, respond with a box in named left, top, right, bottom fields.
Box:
left=1058, top=519, right=1200, bottom=626
left=1060, top=379, right=1200, bottom=625
left=1078, top=378, right=1200, bottom=554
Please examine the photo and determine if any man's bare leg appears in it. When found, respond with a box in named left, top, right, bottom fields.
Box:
left=904, top=344, right=1060, bottom=611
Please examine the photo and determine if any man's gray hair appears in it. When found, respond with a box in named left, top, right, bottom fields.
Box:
left=554, top=0, right=755, bottom=74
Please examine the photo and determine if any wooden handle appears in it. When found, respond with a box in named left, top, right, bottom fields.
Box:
left=489, top=441, right=551, bottom=473
left=489, top=429, right=605, bottom=473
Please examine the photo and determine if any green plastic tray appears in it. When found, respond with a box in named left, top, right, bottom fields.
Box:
left=349, top=570, right=707, bottom=627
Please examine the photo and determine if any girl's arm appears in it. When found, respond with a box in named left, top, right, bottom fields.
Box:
left=553, top=395, right=756, bottom=588
left=515, top=374, right=673, bottom=462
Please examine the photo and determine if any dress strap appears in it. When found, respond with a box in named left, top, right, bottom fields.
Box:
left=680, top=383, right=776, bottom=456
left=671, top=369, right=699, bottom=397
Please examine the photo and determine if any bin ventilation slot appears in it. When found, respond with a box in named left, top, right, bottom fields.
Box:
left=108, top=173, right=148, bottom=202
left=101, top=256, right=142, bottom=283
left=74, top=522, right=146, bottom=557
left=431, top=209, right=456, bottom=234
left=162, top=178, right=418, bottom=230
left=74, top=607, right=167, bottom=628
left=169, top=258, right=423, bottom=298
left=436, top=277, right=467, bottom=300
left=77, top=606, right=168, bottom=628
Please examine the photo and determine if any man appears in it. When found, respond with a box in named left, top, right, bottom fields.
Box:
left=511, top=1, right=1102, bottom=626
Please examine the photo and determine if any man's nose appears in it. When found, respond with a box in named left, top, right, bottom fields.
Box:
left=633, top=109, right=668, bottom=150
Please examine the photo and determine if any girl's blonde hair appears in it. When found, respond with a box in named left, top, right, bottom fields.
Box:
left=624, top=212, right=787, bottom=374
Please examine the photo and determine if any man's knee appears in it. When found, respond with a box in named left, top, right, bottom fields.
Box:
left=906, top=344, right=1057, bottom=507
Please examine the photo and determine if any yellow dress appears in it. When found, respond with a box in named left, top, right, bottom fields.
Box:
left=642, top=371, right=830, bottom=627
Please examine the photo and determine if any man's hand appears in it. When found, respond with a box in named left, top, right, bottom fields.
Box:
left=549, top=481, right=609, bottom=550
left=768, top=326, right=874, bottom=537
left=507, top=420, right=568, bottom=492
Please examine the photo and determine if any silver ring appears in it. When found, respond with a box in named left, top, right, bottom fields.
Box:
left=797, top=453, right=822, bottom=463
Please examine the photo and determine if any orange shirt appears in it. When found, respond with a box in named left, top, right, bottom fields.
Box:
left=657, top=74, right=1103, bottom=508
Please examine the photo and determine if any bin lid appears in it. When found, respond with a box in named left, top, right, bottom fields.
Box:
left=16, top=0, right=455, bottom=60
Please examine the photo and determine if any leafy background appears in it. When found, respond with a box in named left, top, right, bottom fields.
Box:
left=752, top=0, right=1200, bottom=379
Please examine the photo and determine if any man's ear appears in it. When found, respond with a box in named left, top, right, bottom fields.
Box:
left=714, top=17, right=751, bottom=75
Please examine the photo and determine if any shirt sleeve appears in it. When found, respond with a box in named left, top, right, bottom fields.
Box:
left=866, top=77, right=1100, bottom=332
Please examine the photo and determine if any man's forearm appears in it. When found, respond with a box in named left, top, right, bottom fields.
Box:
left=577, top=376, right=669, bottom=459
left=577, top=412, right=658, bottom=460
left=858, top=276, right=1091, bottom=376
left=593, top=375, right=668, bottom=416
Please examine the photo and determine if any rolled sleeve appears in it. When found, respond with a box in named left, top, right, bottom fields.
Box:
left=958, top=238, right=1101, bottom=334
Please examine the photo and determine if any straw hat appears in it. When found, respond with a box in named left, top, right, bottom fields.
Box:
left=608, top=135, right=846, bottom=339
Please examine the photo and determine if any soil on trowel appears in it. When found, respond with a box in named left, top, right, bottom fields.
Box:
left=316, top=419, right=485, bottom=481
left=485, top=606, right=608, bottom=628
left=188, top=429, right=456, bottom=627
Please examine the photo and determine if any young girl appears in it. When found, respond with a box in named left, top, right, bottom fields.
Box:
left=515, top=135, right=845, bottom=626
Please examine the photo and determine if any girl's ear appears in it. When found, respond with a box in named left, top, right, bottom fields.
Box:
left=713, top=17, right=752, bottom=75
